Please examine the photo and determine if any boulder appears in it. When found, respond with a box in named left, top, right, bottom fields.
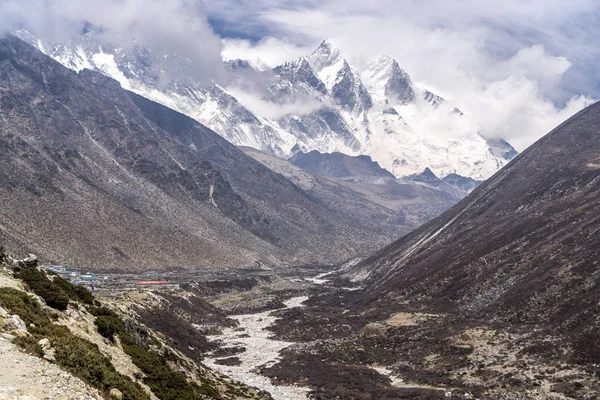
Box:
left=24, top=254, right=38, bottom=266
left=0, top=333, right=16, bottom=342
left=2, top=315, right=27, bottom=333
left=109, top=388, right=123, bottom=400
left=11, top=254, right=39, bottom=271
left=38, top=338, right=56, bottom=362
left=0, top=307, right=9, bottom=318
left=124, top=318, right=149, bottom=350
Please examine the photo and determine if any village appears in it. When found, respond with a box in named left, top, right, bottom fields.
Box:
left=41, top=265, right=180, bottom=292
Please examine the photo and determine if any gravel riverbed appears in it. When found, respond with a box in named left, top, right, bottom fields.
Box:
left=204, top=296, right=311, bottom=400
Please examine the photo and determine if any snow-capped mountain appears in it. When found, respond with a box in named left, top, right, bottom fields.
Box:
left=18, top=31, right=516, bottom=180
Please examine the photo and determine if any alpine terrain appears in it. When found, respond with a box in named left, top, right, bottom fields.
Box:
left=17, top=31, right=517, bottom=181
left=254, top=100, right=600, bottom=398
left=0, top=35, right=458, bottom=271
left=0, top=7, right=594, bottom=400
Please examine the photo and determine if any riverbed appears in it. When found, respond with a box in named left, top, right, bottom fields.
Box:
left=203, top=296, right=311, bottom=400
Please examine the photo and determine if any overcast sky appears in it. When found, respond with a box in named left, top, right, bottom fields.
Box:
left=1, top=0, right=598, bottom=150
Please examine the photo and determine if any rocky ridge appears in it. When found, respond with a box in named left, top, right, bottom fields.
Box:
left=0, top=248, right=271, bottom=400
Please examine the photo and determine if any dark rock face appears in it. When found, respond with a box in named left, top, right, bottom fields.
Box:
left=487, top=137, right=519, bottom=160
left=350, top=101, right=600, bottom=339
left=0, top=35, right=411, bottom=271
left=386, top=60, right=416, bottom=104
left=407, top=168, right=481, bottom=197
left=330, top=61, right=373, bottom=113
left=289, top=151, right=394, bottom=179
left=408, top=167, right=439, bottom=183
left=441, top=173, right=482, bottom=193
left=422, top=89, right=444, bottom=107
left=271, top=58, right=327, bottom=97
left=124, top=318, right=149, bottom=350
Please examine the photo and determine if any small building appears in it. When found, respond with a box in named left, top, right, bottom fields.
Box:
left=80, top=273, right=99, bottom=281
left=135, top=280, right=169, bottom=286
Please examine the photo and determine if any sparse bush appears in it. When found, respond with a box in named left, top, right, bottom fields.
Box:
left=15, top=267, right=95, bottom=310
left=3, top=273, right=225, bottom=400
left=16, top=267, right=70, bottom=310
left=52, top=276, right=95, bottom=304
left=88, top=306, right=119, bottom=318
left=120, top=333, right=221, bottom=399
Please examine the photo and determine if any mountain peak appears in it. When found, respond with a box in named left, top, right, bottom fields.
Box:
left=316, top=39, right=336, bottom=53
left=309, top=39, right=343, bottom=73
left=376, top=54, right=394, bottom=66
left=362, top=55, right=415, bottom=104
left=409, top=167, right=440, bottom=183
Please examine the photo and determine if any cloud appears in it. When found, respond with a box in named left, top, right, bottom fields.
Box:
left=209, top=0, right=600, bottom=150
left=222, top=37, right=314, bottom=70
left=2, top=0, right=597, bottom=150
left=226, top=86, right=323, bottom=119
left=0, top=0, right=226, bottom=83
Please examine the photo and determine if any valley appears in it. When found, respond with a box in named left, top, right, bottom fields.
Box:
left=61, top=261, right=596, bottom=399
left=0, top=4, right=599, bottom=399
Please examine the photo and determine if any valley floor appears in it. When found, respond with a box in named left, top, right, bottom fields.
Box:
left=4, top=263, right=598, bottom=400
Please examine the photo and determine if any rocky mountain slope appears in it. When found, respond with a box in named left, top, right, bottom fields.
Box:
left=241, top=147, right=459, bottom=240
left=288, top=151, right=395, bottom=179
left=245, top=105, right=600, bottom=398
left=287, top=151, right=477, bottom=198
left=0, top=35, right=440, bottom=271
left=18, top=31, right=517, bottom=181
left=347, top=101, right=600, bottom=343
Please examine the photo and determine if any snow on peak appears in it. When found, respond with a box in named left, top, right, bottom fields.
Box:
left=307, top=40, right=346, bottom=91
left=309, top=40, right=342, bottom=68
left=25, top=30, right=517, bottom=181
left=362, top=55, right=415, bottom=105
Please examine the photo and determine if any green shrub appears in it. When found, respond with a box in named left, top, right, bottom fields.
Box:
left=52, top=276, right=95, bottom=305
left=95, top=316, right=125, bottom=342
left=15, top=267, right=95, bottom=309
left=88, top=306, right=119, bottom=318
left=120, top=334, right=216, bottom=400
left=16, top=268, right=70, bottom=310
left=52, top=334, right=148, bottom=400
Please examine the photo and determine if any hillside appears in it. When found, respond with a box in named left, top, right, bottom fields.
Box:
left=348, top=100, right=600, bottom=342
left=288, top=150, right=395, bottom=179
left=246, top=102, right=600, bottom=399
left=0, top=251, right=269, bottom=400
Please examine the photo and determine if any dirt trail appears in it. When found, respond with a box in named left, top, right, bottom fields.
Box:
left=0, top=337, right=102, bottom=400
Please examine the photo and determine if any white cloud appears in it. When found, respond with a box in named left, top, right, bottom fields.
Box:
left=226, top=86, right=323, bottom=119
left=2, top=0, right=597, bottom=151
left=222, top=37, right=314, bottom=70
left=208, top=0, right=600, bottom=151
left=0, top=0, right=226, bottom=83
